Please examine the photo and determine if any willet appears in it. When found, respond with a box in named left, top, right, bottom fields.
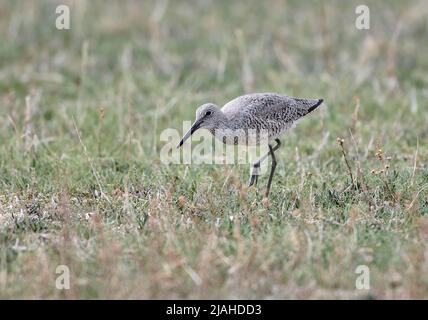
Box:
left=177, top=93, right=323, bottom=197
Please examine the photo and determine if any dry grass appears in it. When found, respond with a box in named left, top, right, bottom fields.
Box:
left=0, top=0, right=427, bottom=299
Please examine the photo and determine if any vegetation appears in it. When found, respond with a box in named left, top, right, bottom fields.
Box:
left=0, top=0, right=427, bottom=298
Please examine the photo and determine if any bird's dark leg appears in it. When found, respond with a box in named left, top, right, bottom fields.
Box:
left=247, top=162, right=260, bottom=187
left=248, top=139, right=281, bottom=187
left=265, top=143, right=278, bottom=197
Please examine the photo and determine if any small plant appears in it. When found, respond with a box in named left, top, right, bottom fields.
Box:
left=337, top=137, right=355, bottom=189
left=371, top=145, right=396, bottom=202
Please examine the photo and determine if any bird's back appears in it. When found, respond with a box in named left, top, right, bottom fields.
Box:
left=222, top=93, right=321, bottom=121
left=220, top=93, right=323, bottom=142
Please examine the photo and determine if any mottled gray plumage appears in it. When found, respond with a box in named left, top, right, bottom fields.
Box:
left=219, top=93, right=322, bottom=144
left=177, top=92, right=324, bottom=197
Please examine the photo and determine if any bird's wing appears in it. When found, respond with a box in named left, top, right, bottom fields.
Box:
left=222, top=93, right=322, bottom=125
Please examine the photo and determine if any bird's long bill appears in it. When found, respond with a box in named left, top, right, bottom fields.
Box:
left=177, top=119, right=203, bottom=148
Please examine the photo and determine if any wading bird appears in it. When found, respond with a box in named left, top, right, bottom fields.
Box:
left=177, top=93, right=323, bottom=197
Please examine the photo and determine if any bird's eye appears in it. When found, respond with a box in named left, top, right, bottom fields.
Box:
left=206, top=111, right=212, bottom=116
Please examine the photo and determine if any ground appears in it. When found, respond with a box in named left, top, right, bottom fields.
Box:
left=0, top=0, right=427, bottom=299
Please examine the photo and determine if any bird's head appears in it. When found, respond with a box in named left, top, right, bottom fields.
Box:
left=177, top=103, right=221, bottom=148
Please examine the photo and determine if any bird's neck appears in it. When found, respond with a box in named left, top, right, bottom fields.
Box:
left=209, top=113, right=234, bottom=138
left=209, top=112, right=231, bottom=132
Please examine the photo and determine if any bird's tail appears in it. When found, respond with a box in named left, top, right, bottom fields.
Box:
left=291, top=98, right=324, bottom=115
left=307, top=98, right=324, bottom=113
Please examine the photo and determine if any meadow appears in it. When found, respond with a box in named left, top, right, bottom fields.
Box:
left=0, top=0, right=427, bottom=299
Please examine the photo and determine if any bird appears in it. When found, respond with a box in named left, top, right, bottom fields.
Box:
left=177, top=93, right=323, bottom=197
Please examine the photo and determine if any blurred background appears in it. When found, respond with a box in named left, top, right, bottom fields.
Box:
left=0, top=0, right=427, bottom=299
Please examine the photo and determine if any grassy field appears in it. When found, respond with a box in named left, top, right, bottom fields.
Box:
left=0, top=0, right=427, bottom=299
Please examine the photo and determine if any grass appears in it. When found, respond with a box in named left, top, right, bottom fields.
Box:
left=0, top=0, right=427, bottom=299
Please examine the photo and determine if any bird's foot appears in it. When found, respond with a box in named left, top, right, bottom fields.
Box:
left=247, top=173, right=259, bottom=187
left=248, top=164, right=261, bottom=187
